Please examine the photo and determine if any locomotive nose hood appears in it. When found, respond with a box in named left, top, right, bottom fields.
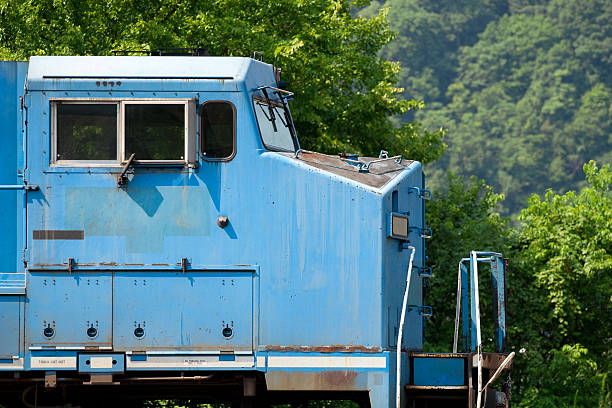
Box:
left=285, top=150, right=415, bottom=190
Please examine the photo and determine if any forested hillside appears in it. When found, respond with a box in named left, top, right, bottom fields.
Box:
left=362, top=0, right=612, bottom=215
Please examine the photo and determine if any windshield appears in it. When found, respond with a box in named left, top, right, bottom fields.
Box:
left=253, top=93, right=298, bottom=152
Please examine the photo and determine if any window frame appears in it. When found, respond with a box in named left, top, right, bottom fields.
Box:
left=252, top=95, right=299, bottom=153
left=198, top=100, right=237, bottom=162
left=50, top=98, right=196, bottom=167
left=50, top=100, right=121, bottom=167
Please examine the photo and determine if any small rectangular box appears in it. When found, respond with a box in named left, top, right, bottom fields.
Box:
left=413, top=357, right=465, bottom=386
left=388, top=212, right=410, bottom=240
left=78, top=354, right=125, bottom=373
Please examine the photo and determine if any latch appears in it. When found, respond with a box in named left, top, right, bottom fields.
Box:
left=181, top=257, right=188, bottom=273
left=417, top=266, right=433, bottom=278
left=408, top=305, right=433, bottom=317
left=407, top=187, right=432, bottom=200
left=408, top=227, right=432, bottom=239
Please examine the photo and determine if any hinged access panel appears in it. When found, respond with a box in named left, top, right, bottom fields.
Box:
left=112, top=269, right=254, bottom=352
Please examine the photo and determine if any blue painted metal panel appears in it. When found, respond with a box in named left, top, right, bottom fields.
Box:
left=413, top=357, right=465, bottom=386
left=0, top=296, right=21, bottom=357
left=26, top=273, right=112, bottom=347
left=112, top=271, right=253, bottom=351
left=381, top=164, right=428, bottom=350
left=469, top=255, right=479, bottom=351
left=0, top=61, right=27, bottom=278
left=460, top=260, right=470, bottom=352
left=0, top=62, right=27, bottom=364
left=492, top=256, right=507, bottom=352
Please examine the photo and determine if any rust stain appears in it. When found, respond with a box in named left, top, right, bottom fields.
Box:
left=323, top=370, right=359, bottom=386
left=264, top=345, right=382, bottom=353
left=122, top=263, right=145, bottom=266
left=32, top=264, right=64, bottom=267
left=151, top=263, right=170, bottom=266
left=265, top=370, right=365, bottom=391
left=478, top=352, right=512, bottom=370
left=99, top=262, right=118, bottom=266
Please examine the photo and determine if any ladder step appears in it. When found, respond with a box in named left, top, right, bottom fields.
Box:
left=405, top=385, right=468, bottom=391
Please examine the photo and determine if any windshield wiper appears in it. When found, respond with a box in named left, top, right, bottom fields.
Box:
left=261, top=88, right=278, bottom=132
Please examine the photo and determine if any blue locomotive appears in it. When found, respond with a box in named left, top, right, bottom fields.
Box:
left=0, top=55, right=511, bottom=407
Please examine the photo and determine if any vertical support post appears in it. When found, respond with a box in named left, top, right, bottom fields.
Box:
left=490, top=256, right=507, bottom=353
left=471, top=251, right=483, bottom=408
left=469, top=253, right=480, bottom=352
left=453, top=263, right=462, bottom=353
left=460, top=260, right=470, bottom=352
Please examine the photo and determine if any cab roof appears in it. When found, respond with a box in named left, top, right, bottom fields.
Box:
left=26, top=56, right=274, bottom=92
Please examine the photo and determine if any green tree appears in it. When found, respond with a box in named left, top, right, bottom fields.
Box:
left=0, top=0, right=444, bottom=163
left=518, top=345, right=611, bottom=408
left=425, top=172, right=511, bottom=351
left=511, top=161, right=612, bottom=407
left=422, top=0, right=612, bottom=214
left=518, top=161, right=612, bottom=355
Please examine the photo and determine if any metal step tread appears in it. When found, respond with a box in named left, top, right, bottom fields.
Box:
left=405, top=385, right=468, bottom=390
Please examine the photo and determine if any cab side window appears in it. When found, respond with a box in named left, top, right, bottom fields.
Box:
left=125, top=103, right=185, bottom=161
left=51, top=99, right=196, bottom=166
left=55, top=103, right=118, bottom=162
left=200, top=101, right=236, bottom=160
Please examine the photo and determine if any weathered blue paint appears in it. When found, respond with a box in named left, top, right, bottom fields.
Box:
left=0, top=56, right=508, bottom=407
left=460, top=261, right=471, bottom=352
left=0, top=61, right=27, bottom=362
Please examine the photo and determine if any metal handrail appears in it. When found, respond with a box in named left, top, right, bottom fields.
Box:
left=340, top=155, right=402, bottom=172
left=0, top=184, right=39, bottom=190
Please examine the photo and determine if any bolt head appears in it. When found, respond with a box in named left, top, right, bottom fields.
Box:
left=217, top=216, right=229, bottom=228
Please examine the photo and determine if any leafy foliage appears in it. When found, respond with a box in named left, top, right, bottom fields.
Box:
left=517, top=161, right=612, bottom=355
left=428, top=2, right=612, bottom=214
left=518, top=345, right=611, bottom=408
left=0, top=0, right=445, bottom=163
left=425, top=172, right=511, bottom=351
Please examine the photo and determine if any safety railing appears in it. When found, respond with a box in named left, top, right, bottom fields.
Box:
left=453, top=251, right=508, bottom=408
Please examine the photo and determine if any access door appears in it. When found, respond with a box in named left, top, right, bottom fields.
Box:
left=26, top=272, right=113, bottom=348
left=112, top=270, right=253, bottom=352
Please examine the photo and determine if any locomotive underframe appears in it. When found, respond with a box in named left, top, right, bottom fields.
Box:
left=0, top=350, right=509, bottom=408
